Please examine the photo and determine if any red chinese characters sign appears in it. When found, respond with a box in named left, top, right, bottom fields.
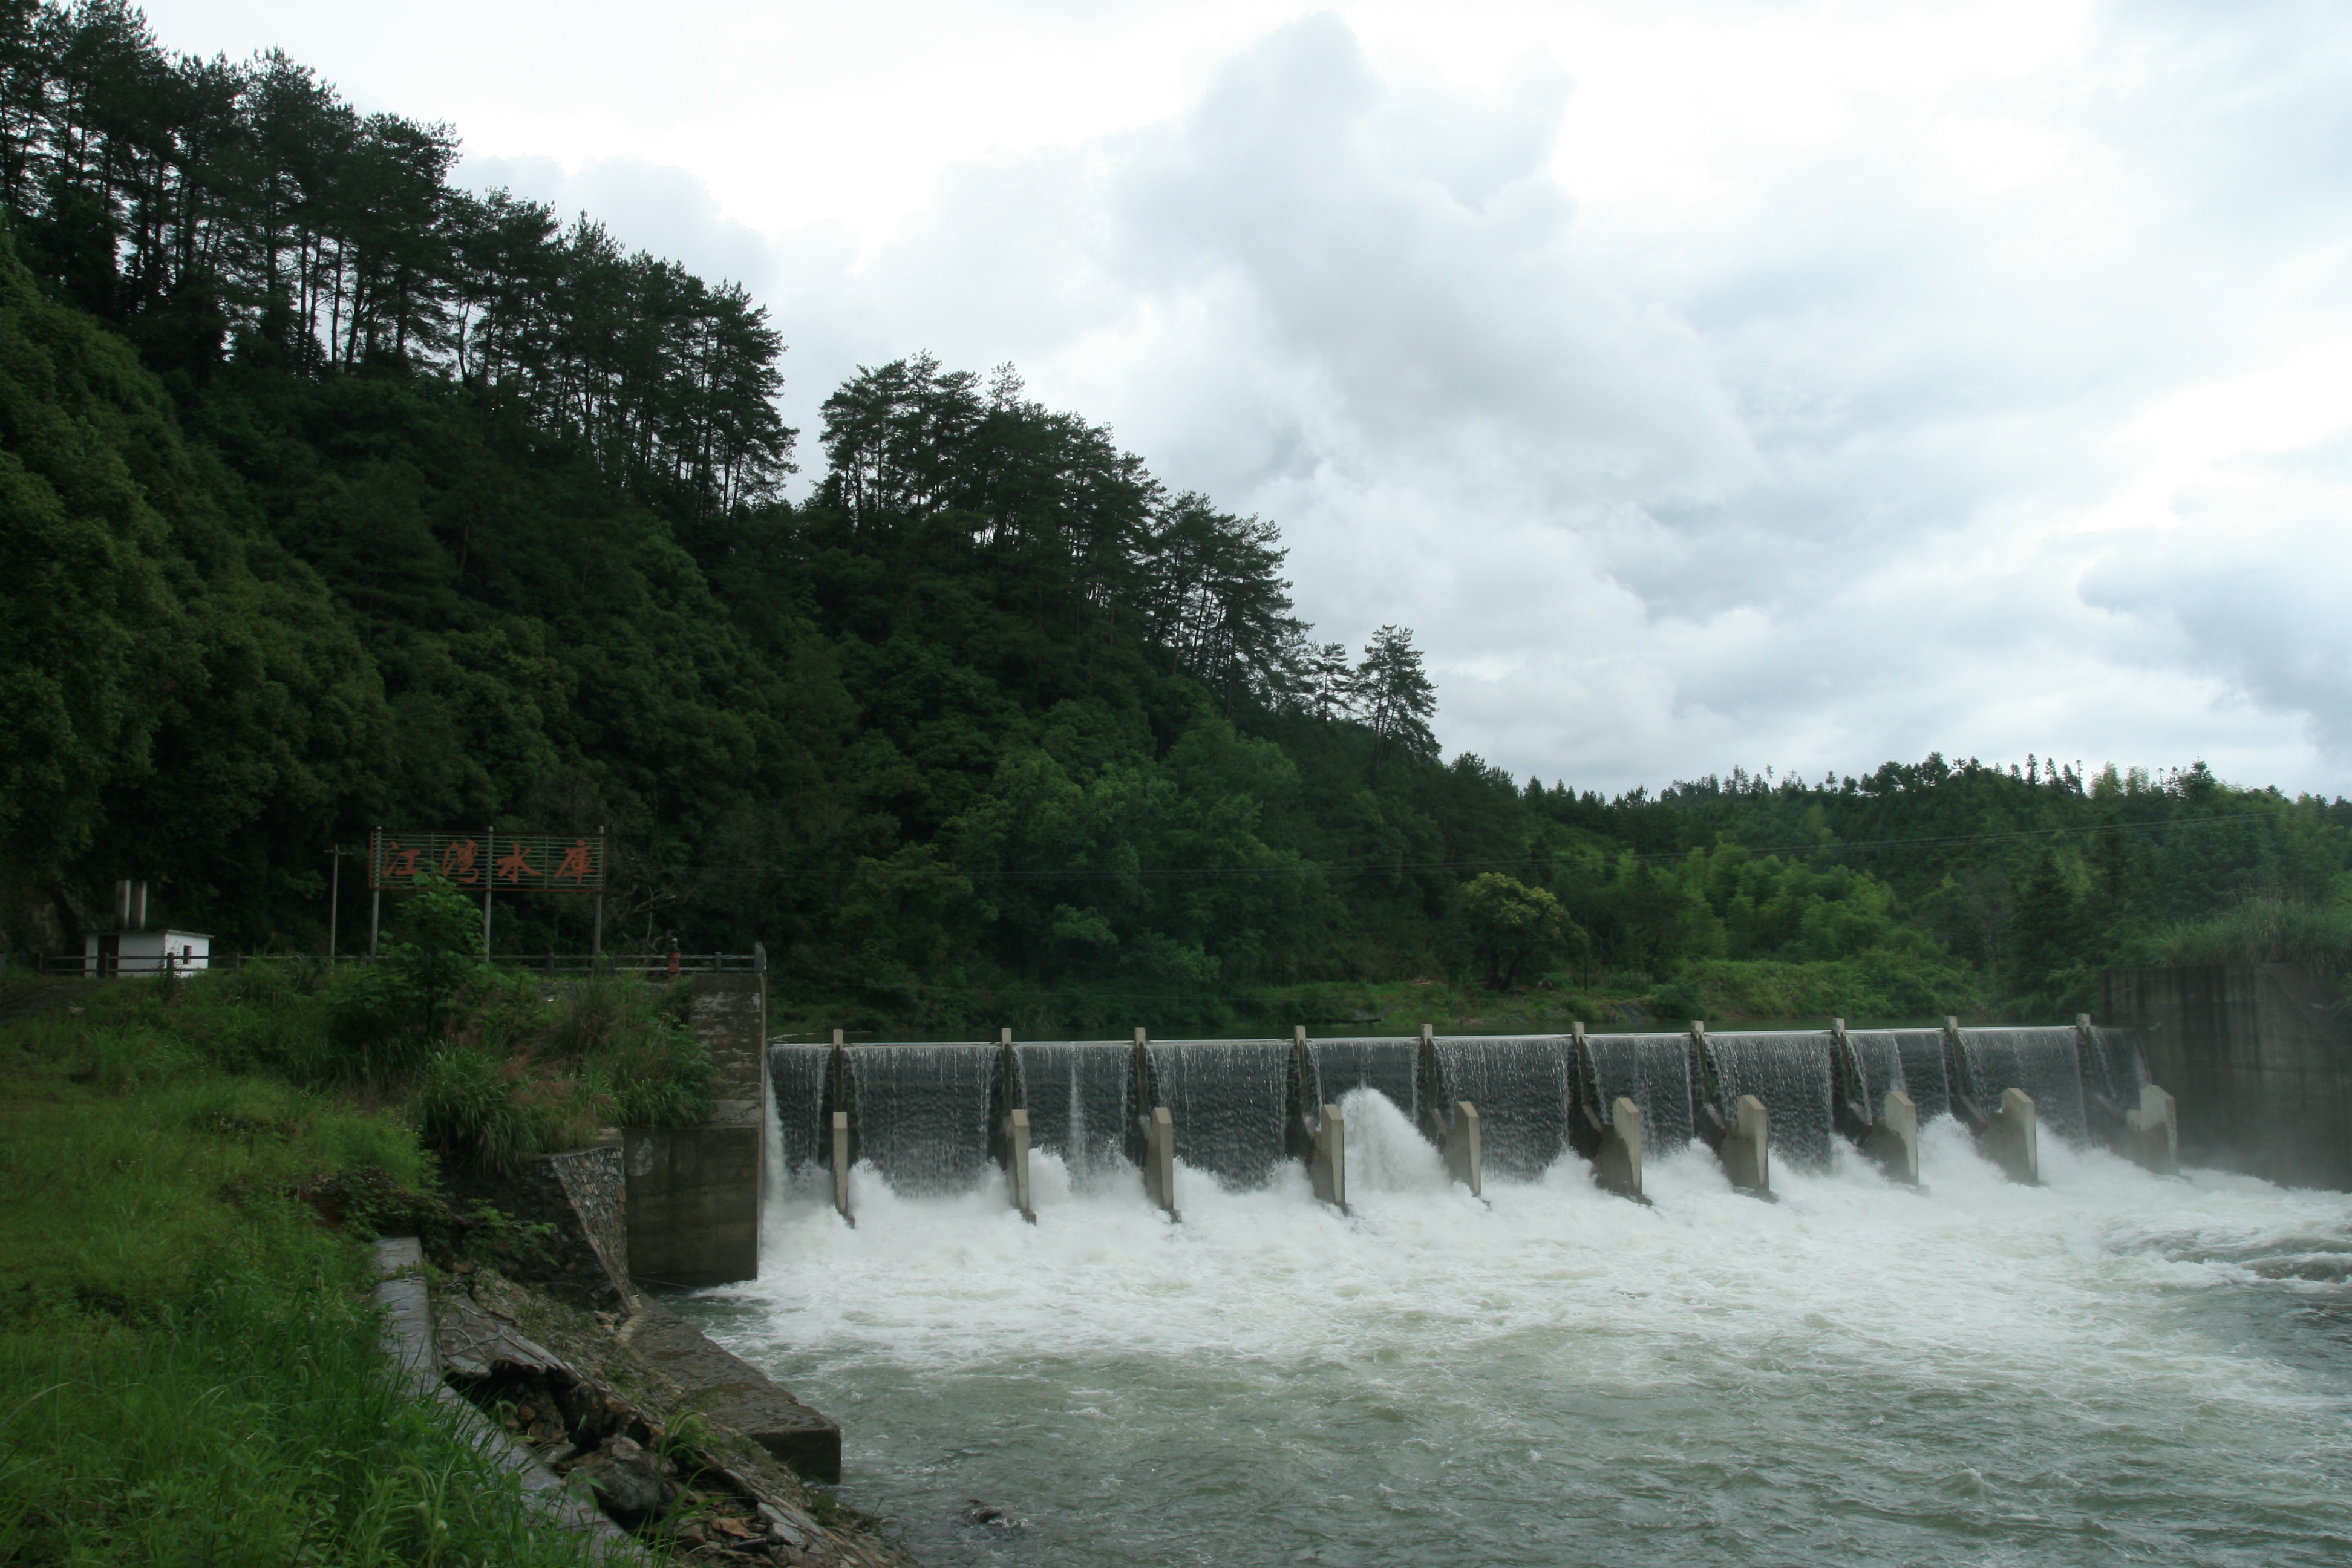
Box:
left=369, top=830, right=607, bottom=892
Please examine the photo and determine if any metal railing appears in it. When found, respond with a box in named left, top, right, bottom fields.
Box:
left=36, top=953, right=219, bottom=976
left=483, top=952, right=766, bottom=976
left=32, top=950, right=766, bottom=978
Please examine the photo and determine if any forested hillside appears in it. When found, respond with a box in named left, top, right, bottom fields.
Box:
left=5, top=0, right=2347, bottom=1029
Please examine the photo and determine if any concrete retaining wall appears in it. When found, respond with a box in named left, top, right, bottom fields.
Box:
left=547, top=1146, right=629, bottom=1290
left=443, top=1144, right=631, bottom=1311
left=2102, top=963, right=2352, bottom=1189
left=626, top=973, right=769, bottom=1285
left=625, top=1126, right=763, bottom=1287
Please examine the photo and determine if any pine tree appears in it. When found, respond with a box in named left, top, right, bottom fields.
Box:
left=1353, top=625, right=1436, bottom=775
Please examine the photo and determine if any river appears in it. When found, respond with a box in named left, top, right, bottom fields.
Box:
left=676, top=1089, right=2352, bottom=1566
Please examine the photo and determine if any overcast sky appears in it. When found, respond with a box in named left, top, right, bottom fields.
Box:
left=143, top=0, right=2352, bottom=797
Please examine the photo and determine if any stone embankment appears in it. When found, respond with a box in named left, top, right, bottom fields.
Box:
left=374, top=1240, right=913, bottom=1567
left=392, top=974, right=908, bottom=1563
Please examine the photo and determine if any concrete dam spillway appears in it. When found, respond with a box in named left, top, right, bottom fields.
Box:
left=673, top=1020, right=2352, bottom=1566
left=771, top=1019, right=2166, bottom=1221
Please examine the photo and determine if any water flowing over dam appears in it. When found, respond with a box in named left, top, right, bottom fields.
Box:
left=1889, top=1026, right=1955, bottom=1121
left=1700, top=1030, right=1837, bottom=1167
left=1583, top=1030, right=1697, bottom=1149
left=1955, top=1025, right=2091, bottom=1145
left=681, top=1022, right=2352, bottom=1566
left=1845, top=1025, right=1924, bottom=1112
left=843, top=1043, right=1000, bottom=1197
left=1305, top=1036, right=1421, bottom=1126
left=1140, top=1038, right=1298, bottom=1189
left=771, top=1022, right=2146, bottom=1221
left=1425, top=1034, right=1570, bottom=1179
left=1011, top=1041, right=1132, bottom=1191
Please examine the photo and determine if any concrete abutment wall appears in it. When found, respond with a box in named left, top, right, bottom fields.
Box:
left=2102, top=962, right=2350, bottom=1189
left=624, top=973, right=768, bottom=1287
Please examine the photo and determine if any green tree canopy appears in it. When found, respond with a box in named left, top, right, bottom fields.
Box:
left=1, top=1, right=2345, bottom=1034
left=1462, top=872, right=1576, bottom=990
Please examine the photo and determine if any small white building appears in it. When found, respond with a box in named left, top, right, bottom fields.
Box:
left=83, top=929, right=212, bottom=976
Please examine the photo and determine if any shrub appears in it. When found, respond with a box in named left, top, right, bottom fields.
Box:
left=543, top=972, right=638, bottom=1061
left=594, top=1024, right=716, bottom=1128
left=328, top=875, right=492, bottom=1077
left=1661, top=952, right=1983, bottom=1025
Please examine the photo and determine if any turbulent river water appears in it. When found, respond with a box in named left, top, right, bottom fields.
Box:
left=676, top=1089, right=2352, bottom=1567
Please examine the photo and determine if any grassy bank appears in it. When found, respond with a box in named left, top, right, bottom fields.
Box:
left=0, top=973, right=605, bottom=1566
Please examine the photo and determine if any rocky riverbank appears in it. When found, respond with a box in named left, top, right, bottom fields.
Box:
left=423, top=1259, right=916, bottom=1567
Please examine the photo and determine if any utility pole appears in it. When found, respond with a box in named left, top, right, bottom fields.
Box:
left=325, top=845, right=351, bottom=964
left=482, top=826, right=494, bottom=956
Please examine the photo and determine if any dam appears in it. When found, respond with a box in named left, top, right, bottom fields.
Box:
left=669, top=1019, right=2352, bottom=1566
left=765, top=1019, right=2169, bottom=1220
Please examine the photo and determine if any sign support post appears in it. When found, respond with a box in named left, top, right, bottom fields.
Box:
left=325, top=846, right=343, bottom=964
left=370, top=824, right=382, bottom=959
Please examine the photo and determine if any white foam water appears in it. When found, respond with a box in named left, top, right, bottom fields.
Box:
left=685, top=1089, right=2352, bottom=1566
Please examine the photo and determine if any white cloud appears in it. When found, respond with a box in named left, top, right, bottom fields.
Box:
left=457, top=154, right=783, bottom=299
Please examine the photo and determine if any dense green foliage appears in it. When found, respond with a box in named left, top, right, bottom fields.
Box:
left=0, top=936, right=712, bottom=1180
left=0, top=984, right=604, bottom=1565
left=3, top=2, right=2347, bottom=1028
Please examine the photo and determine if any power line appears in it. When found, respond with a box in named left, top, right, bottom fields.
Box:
left=630, top=806, right=2297, bottom=885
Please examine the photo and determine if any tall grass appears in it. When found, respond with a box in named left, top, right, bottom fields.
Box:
left=0, top=1008, right=606, bottom=1566
left=2152, top=897, right=2352, bottom=980
left=565, top=976, right=714, bottom=1130
left=412, top=1044, right=593, bottom=1177
left=0, top=1252, right=607, bottom=1566
left=33, top=960, right=716, bottom=1178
